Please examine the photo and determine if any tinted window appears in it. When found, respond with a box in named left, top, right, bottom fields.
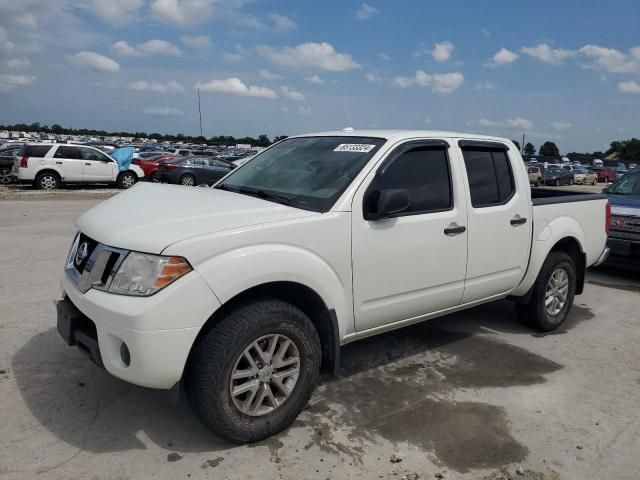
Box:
left=26, top=145, right=53, bottom=157
left=54, top=146, right=80, bottom=159
left=79, top=147, right=110, bottom=161
left=373, top=146, right=452, bottom=214
left=209, top=159, right=231, bottom=168
left=462, top=149, right=515, bottom=207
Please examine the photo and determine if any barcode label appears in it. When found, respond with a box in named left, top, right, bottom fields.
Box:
left=333, top=144, right=377, bottom=153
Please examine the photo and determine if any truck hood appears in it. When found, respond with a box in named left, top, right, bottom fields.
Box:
left=607, top=193, right=640, bottom=216
left=77, top=183, right=316, bottom=253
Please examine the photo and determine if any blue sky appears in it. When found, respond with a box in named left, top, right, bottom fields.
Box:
left=0, top=0, right=639, bottom=152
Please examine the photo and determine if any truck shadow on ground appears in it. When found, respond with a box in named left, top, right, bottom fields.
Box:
left=11, top=300, right=593, bottom=472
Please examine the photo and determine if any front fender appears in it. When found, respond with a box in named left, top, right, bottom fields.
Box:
left=194, top=243, right=353, bottom=338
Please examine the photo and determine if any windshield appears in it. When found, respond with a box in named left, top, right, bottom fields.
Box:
left=217, top=136, right=386, bottom=212
left=608, top=170, right=640, bottom=196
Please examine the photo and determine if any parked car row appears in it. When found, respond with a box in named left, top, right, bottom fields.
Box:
left=526, top=162, right=615, bottom=186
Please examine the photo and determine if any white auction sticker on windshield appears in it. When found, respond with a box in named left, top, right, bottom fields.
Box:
left=334, top=143, right=377, bottom=153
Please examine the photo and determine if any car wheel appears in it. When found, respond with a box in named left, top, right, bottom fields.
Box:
left=185, top=298, right=321, bottom=443
left=592, top=178, right=597, bottom=185
left=117, top=171, right=137, bottom=189
left=515, top=251, right=576, bottom=332
left=180, top=174, right=196, bottom=187
left=0, top=167, right=13, bottom=184
left=151, top=172, right=160, bottom=183
left=569, top=178, right=574, bottom=185
left=35, top=171, right=59, bottom=190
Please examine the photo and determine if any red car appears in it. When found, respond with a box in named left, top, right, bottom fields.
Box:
left=592, top=166, right=617, bottom=183
left=132, top=154, right=178, bottom=181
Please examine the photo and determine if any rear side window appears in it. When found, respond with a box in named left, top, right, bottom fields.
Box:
left=462, top=149, right=515, bottom=208
left=23, top=145, right=53, bottom=157
left=54, top=146, right=80, bottom=159
left=372, top=145, right=452, bottom=215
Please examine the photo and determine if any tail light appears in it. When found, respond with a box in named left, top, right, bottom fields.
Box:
left=605, top=201, right=611, bottom=235
left=20, top=156, right=29, bottom=168
left=164, top=163, right=178, bottom=170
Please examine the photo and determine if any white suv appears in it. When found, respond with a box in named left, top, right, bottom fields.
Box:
left=14, top=144, right=145, bottom=190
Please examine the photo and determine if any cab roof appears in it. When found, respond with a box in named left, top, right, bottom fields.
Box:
left=291, top=129, right=513, bottom=144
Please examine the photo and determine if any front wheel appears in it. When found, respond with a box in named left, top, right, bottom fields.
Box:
left=185, top=299, right=321, bottom=443
left=117, top=171, right=137, bottom=189
left=180, top=174, right=195, bottom=186
left=515, top=251, right=576, bottom=331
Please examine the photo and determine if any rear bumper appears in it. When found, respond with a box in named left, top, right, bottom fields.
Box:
left=592, top=247, right=610, bottom=267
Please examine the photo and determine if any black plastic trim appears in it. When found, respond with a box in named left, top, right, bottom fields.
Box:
left=328, top=309, right=341, bottom=376
left=458, top=140, right=509, bottom=150
left=531, top=188, right=607, bottom=205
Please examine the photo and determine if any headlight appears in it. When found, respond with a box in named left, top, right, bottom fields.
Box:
left=109, top=252, right=192, bottom=296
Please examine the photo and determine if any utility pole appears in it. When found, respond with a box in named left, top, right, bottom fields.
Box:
left=521, top=133, right=525, bottom=155
left=197, top=88, right=203, bottom=138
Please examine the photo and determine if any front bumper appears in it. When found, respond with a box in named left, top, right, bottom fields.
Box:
left=59, top=270, right=221, bottom=389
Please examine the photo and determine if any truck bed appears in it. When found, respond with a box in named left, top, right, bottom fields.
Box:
left=531, top=187, right=607, bottom=205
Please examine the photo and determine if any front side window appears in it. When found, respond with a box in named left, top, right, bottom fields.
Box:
left=79, top=147, right=110, bottom=161
left=217, top=136, right=386, bottom=212
left=462, top=148, right=515, bottom=208
left=368, top=145, right=452, bottom=215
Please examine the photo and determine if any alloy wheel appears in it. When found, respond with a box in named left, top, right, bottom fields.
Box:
left=545, top=268, right=569, bottom=316
left=0, top=168, right=12, bottom=184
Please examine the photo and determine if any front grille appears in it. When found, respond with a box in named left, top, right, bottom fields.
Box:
left=609, top=215, right=640, bottom=241
left=65, top=233, right=129, bottom=294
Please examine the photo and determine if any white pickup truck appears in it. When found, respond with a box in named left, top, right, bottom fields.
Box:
left=57, top=130, right=610, bottom=443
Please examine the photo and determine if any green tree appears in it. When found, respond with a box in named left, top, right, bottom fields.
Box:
left=524, top=142, right=536, bottom=156
left=273, top=135, right=288, bottom=143
left=257, top=134, right=271, bottom=147
left=539, top=141, right=560, bottom=157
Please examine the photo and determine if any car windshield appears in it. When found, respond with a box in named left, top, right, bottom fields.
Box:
left=216, top=136, right=386, bottom=212
left=608, top=170, right=640, bottom=196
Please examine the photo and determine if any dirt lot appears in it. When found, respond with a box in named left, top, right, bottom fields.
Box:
left=1, top=191, right=639, bottom=480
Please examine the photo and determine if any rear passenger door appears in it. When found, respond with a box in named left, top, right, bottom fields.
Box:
left=458, top=141, right=532, bottom=303
left=204, top=159, right=233, bottom=184
left=79, top=147, right=116, bottom=182
left=53, top=146, right=83, bottom=181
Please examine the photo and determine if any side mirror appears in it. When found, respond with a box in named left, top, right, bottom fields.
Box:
left=364, top=188, right=410, bottom=220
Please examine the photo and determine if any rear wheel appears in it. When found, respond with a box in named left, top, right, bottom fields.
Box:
left=185, top=299, right=321, bottom=443
left=116, top=171, right=137, bottom=189
left=35, top=171, right=59, bottom=190
left=180, top=174, right=195, bottom=186
left=515, top=251, right=576, bottom=331
left=0, top=167, right=13, bottom=184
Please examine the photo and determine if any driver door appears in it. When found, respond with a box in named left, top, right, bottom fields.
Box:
left=351, top=140, right=468, bottom=332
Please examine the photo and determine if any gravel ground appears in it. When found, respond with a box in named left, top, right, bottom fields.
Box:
left=0, top=195, right=638, bottom=480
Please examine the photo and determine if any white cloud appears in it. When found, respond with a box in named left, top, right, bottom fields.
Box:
left=91, top=0, right=144, bottom=25
left=485, top=48, right=519, bottom=67
left=618, top=80, right=640, bottom=93
left=259, top=69, right=282, bottom=80
left=0, top=74, right=35, bottom=92
left=144, top=106, right=184, bottom=116
left=479, top=117, right=534, bottom=130
left=281, top=86, right=305, bottom=101
left=224, top=52, right=244, bottom=62
left=15, top=13, right=37, bottom=30
left=551, top=122, right=572, bottom=130
left=7, top=58, right=30, bottom=69
left=521, top=43, right=576, bottom=64
left=270, top=14, right=296, bottom=32
left=355, top=3, right=379, bottom=20
left=257, top=42, right=360, bottom=71
left=305, top=74, right=324, bottom=84
left=71, top=51, right=120, bottom=72
left=379, top=52, right=391, bottom=61
left=298, top=105, right=312, bottom=116
left=150, top=0, right=214, bottom=26
left=474, top=81, right=495, bottom=90
left=196, top=77, right=278, bottom=98
left=113, top=39, right=181, bottom=56
left=507, top=117, right=533, bottom=130
left=431, top=41, right=454, bottom=62
left=181, top=35, right=212, bottom=49
left=579, top=44, right=640, bottom=73
left=391, top=70, right=463, bottom=94
left=365, top=72, right=383, bottom=83
left=130, top=80, right=185, bottom=93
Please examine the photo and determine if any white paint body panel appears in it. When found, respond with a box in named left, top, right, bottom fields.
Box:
left=62, top=130, right=608, bottom=389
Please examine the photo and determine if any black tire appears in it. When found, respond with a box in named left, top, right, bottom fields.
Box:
left=116, top=171, right=137, bottom=189
left=35, top=171, right=59, bottom=190
left=592, top=178, right=597, bottom=185
left=179, top=174, right=196, bottom=186
left=185, top=298, right=322, bottom=443
left=515, top=251, right=577, bottom=332
left=569, top=178, right=574, bottom=185
left=0, top=167, right=13, bottom=184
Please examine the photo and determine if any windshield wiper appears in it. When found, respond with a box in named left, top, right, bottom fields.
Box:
left=217, top=184, right=294, bottom=206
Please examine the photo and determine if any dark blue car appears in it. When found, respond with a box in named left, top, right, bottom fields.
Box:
left=156, top=157, right=235, bottom=186
left=603, top=168, right=640, bottom=267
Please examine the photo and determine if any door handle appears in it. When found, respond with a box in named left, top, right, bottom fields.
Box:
left=55, top=161, right=63, bottom=165
left=510, top=216, right=527, bottom=226
left=444, top=224, right=466, bottom=235
left=85, top=163, right=91, bottom=166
